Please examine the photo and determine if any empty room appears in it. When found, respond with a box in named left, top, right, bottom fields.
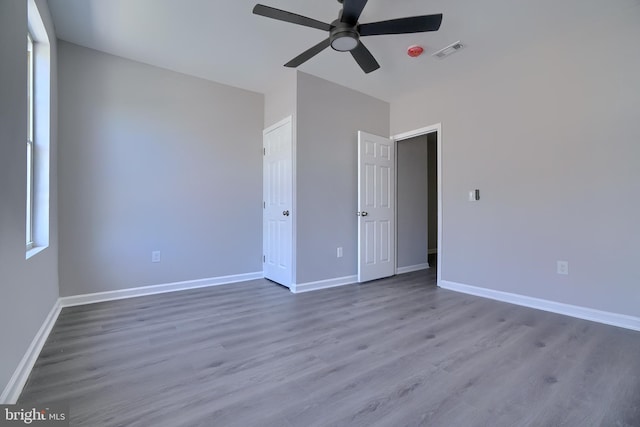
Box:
left=1, top=0, right=639, bottom=426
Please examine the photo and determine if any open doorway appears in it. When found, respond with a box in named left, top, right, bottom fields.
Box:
left=393, top=124, right=442, bottom=286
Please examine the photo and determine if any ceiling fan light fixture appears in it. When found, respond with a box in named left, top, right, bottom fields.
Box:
left=331, top=34, right=358, bottom=51
left=330, top=27, right=359, bottom=51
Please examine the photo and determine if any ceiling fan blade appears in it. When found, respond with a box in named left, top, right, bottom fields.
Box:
left=285, top=38, right=331, bottom=68
left=253, top=4, right=332, bottom=31
left=341, top=0, right=368, bottom=25
left=359, top=14, right=443, bottom=36
left=350, top=42, right=380, bottom=74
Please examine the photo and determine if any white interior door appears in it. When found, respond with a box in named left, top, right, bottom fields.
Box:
left=263, top=117, right=293, bottom=287
left=358, top=131, right=395, bottom=282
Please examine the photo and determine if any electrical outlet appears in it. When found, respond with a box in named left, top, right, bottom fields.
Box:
left=557, top=260, right=568, bottom=275
left=152, top=251, right=161, bottom=263
left=337, top=247, right=343, bottom=258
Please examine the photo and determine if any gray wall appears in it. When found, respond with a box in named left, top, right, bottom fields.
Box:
left=296, top=72, right=390, bottom=284
left=264, top=71, right=296, bottom=129
left=58, top=42, right=264, bottom=296
left=390, top=4, right=640, bottom=317
left=0, top=0, right=59, bottom=398
left=397, top=136, right=428, bottom=268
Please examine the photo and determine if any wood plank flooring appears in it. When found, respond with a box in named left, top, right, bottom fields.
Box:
left=19, top=269, right=640, bottom=426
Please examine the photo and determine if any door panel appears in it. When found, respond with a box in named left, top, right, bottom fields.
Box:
left=358, top=131, right=395, bottom=283
left=380, top=220, right=390, bottom=262
left=263, top=117, right=293, bottom=287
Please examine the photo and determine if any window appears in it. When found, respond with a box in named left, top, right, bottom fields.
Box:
left=26, top=33, right=34, bottom=250
left=26, top=0, right=50, bottom=259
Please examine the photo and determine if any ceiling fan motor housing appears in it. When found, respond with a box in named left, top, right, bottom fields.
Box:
left=330, top=21, right=360, bottom=51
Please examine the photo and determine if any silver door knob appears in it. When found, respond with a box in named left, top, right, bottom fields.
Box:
left=361, top=212, right=368, bottom=216
left=283, top=210, right=290, bottom=216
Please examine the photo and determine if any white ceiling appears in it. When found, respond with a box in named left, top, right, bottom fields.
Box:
left=47, top=0, right=632, bottom=103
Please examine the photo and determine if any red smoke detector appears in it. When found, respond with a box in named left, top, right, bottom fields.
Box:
left=407, top=45, right=424, bottom=57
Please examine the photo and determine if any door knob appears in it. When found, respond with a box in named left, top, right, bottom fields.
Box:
left=361, top=212, right=368, bottom=216
left=283, top=210, right=290, bottom=216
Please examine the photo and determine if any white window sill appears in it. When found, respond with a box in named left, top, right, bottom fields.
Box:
left=26, top=245, right=46, bottom=260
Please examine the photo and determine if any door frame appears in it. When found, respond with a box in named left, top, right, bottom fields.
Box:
left=392, top=123, right=442, bottom=286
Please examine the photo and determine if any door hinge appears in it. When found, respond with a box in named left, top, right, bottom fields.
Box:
left=263, top=201, right=266, bottom=209
left=263, top=255, right=265, bottom=263
left=263, top=147, right=266, bottom=155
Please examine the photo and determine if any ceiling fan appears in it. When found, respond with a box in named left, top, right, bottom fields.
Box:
left=253, top=0, right=443, bottom=74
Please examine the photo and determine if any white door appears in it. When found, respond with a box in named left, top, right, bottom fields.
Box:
left=358, top=131, right=395, bottom=282
left=263, top=117, right=293, bottom=287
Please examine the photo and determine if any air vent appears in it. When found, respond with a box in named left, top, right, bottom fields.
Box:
left=432, top=41, right=464, bottom=59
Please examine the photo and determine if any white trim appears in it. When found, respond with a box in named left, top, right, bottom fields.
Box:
left=392, top=123, right=443, bottom=287
left=60, top=272, right=263, bottom=307
left=292, top=275, right=358, bottom=294
left=396, top=263, right=430, bottom=274
left=25, top=245, right=46, bottom=260
left=291, top=114, right=297, bottom=289
left=440, top=280, right=640, bottom=332
left=0, top=300, right=62, bottom=404
left=263, top=115, right=291, bottom=134
left=393, top=125, right=439, bottom=142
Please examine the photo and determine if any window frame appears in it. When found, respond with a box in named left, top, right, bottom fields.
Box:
left=26, top=32, right=34, bottom=251
left=26, top=0, right=51, bottom=259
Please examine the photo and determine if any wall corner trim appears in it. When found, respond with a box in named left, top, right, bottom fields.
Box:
left=0, top=300, right=62, bottom=404
left=439, top=280, right=640, bottom=332
left=292, top=275, right=358, bottom=293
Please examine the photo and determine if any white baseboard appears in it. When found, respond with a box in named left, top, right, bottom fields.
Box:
left=440, top=280, right=640, bottom=332
left=0, top=299, right=62, bottom=404
left=292, top=275, right=358, bottom=294
left=60, top=272, right=264, bottom=307
left=397, top=263, right=430, bottom=274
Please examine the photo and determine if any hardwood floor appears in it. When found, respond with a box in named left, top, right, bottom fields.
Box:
left=19, top=269, right=640, bottom=426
